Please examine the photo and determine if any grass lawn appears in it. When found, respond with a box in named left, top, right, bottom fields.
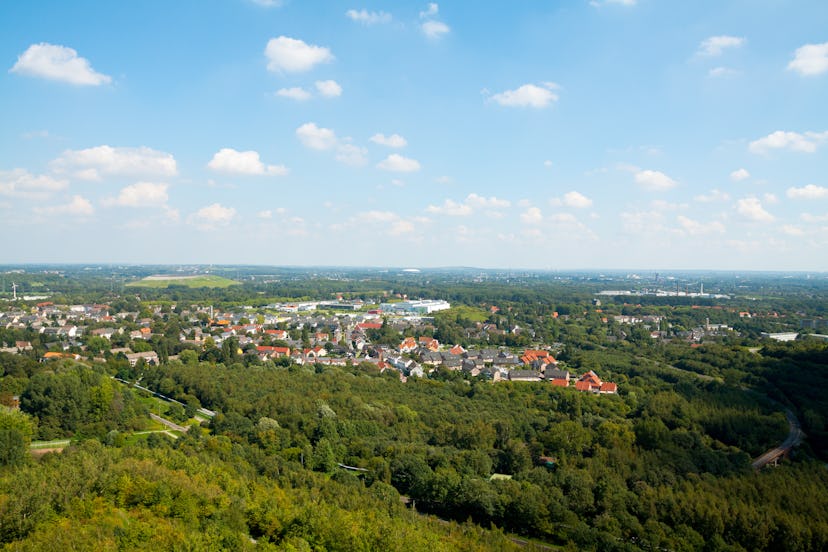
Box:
left=126, top=274, right=239, bottom=289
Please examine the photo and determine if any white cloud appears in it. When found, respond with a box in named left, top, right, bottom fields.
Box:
left=390, top=220, right=416, bottom=236
left=749, top=130, right=828, bottom=154
left=787, top=184, right=828, bottom=200
left=51, top=145, right=178, bottom=180
left=697, top=35, right=745, bottom=57
left=265, top=36, right=333, bottom=73
left=0, top=169, right=68, bottom=200
left=520, top=206, right=543, bottom=225
left=708, top=67, right=738, bottom=78
left=207, top=148, right=287, bottom=176
left=419, top=3, right=449, bottom=39
left=590, top=0, right=636, bottom=6
left=360, top=210, right=397, bottom=223
left=370, top=133, right=408, bottom=148
left=258, top=210, right=272, bottom=219
left=377, top=154, right=421, bottom=172
left=34, top=195, right=94, bottom=217
left=315, top=80, right=342, bottom=97
left=736, top=197, right=774, bottom=222
left=801, top=212, right=828, bottom=223
left=730, top=168, right=750, bottom=181
left=562, top=191, right=593, bottom=208
left=635, top=169, right=677, bottom=191
left=764, top=193, right=778, bottom=204
left=466, top=193, right=510, bottom=209
left=10, top=43, right=111, bottom=86
left=422, top=20, right=450, bottom=39
left=490, top=83, right=559, bottom=108
left=103, top=182, right=168, bottom=207
left=335, top=143, right=368, bottom=167
left=435, top=175, right=453, bottom=184
left=420, top=3, right=439, bottom=18
left=788, top=42, right=828, bottom=76
left=677, top=215, right=725, bottom=236
left=694, top=189, right=730, bottom=203
left=426, top=199, right=472, bottom=216
left=781, top=224, right=805, bottom=237
left=346, top=9, right=391, bottom=25
left=190, top=203, right=236, bottom=227
left=276, top=87, right=311, bottom=101
left=296, top=122, right=338, bottom=150
left=251, top=0, right=282, bottom=6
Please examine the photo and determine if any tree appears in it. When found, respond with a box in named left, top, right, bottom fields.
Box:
left=0, top=409, right=35, bottom=466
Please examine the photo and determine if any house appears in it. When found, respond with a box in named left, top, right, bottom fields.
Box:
left=399, top=337, right=418, bottom=353
left=574, top=370, right=617, bottom=394
left=265, top=329, right=289, bottom=340
left=418, top=336, right=440, bottom=351
left=449, top=344, right=466, bottom=356
left=546, top=368, right=570, bottom=387
left=125, top=351, right=159, bottom=367
left=508, top=370, right=543, bottom=382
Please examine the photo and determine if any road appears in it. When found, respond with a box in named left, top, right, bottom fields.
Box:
left=751, top=408, right=804, bottom=469
left=150, top=413, right=189, bottom=433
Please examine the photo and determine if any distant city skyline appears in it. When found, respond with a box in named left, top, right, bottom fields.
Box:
left=1, top=1, right=827, bottom=270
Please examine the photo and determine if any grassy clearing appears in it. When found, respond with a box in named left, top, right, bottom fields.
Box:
left=436, top=305, right=490, bottom=324
left=126, top=274, right=239, bottom=289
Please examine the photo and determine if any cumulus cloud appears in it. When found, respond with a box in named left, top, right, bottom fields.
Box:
left=426, top=193, right=509, bottom=217
left=422, top=20, right=450, bottom=39
left=51, top=145, right=177, bottom=180
left=749, top=130, right=828, bottom=154
left=520, top=206, right=543, bottom=225
left=736, top=197, right=774, bottom=222
left=694, top=189, right=730, bottom=203
left=102, top=182, right=169, bottom=207
left=781, top=224, right=805, bottom=236
left=590, top=0, right=636, bottom=6
left=335, top=143, right=368, bottom=167
left=315, top=80, right=342, bottom=97
left=34, top=195, right=94, bottom=217
left=426, top=199, right=472, bottom=216
left=677, top=215, right=725, bottom=235
left=265, top=36, right=333, bottom=73
left=296, top=123, right=368, bottom=165
left=296, top=123, right=338, bottom=150
left=207, top=148, right=288, bottom=176
left=635, top=169, right=677, bottom=191
left=466, top=193, right=510, bottom=209
left=276, top=87, right=311, bottom=100
left=258, top=210, right=272, bottom=219
left=708, top=67, right=739, bottom=78
left=420, top=3, right=450, bottom=39
left=787, top=184, right=828, bottom=200
left=346, top=9, right=391, bottom=25
left=377, top=154, right=421, bottom=172
left=490, top=83, right=559, bottom=108
left=697, top=35, right=745, bottom=57
left=788, top=42, right=828, bottom=76
left=190, top=203, right=236, bottom=227
left=0, top=169, right=67, bottom=200
left=730, top=168, right=750, bottom=181
left=561, top=191, right=593, bottom=208
left=370, top=133, right=408, bottom=148
left=10, top=43, right=111, bottom=86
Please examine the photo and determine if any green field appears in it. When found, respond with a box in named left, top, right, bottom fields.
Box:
left=126, top=274, right=240, bottom=289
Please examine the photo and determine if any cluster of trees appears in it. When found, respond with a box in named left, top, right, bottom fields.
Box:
left=122, top=347, right=825, bottom=550
left=0, top=353, right=149, bottom=441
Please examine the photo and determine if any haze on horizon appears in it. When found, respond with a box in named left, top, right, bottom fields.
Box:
left=1, top=1, right=827, bottom=271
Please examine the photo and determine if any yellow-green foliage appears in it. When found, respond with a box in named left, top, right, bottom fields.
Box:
left=126, top=275, right=239, bottom=289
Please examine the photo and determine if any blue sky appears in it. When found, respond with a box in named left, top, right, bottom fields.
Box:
left=1, top=1, right=827, bottom=270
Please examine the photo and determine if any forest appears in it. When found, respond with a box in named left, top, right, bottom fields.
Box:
left=1, top=266, right=827, bottom=550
